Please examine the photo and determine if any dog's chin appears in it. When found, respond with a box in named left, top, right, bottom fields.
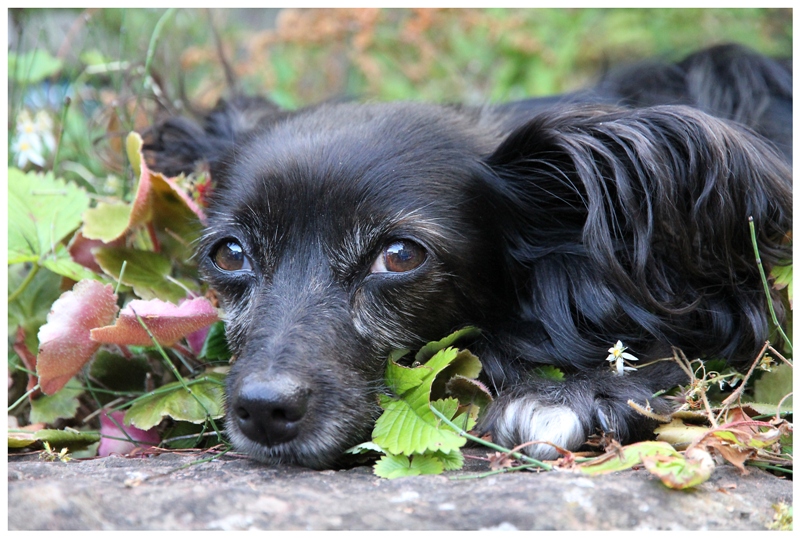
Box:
left=224, top=410, right=376, bottom=470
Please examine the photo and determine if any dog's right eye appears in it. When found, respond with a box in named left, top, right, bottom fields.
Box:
left=371, top=239, right=427, bottom=274
left=212, top=240, right=251, bottom=272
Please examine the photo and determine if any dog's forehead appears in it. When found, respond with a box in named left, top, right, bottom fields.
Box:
left=214, top=102, right=495, bottom=231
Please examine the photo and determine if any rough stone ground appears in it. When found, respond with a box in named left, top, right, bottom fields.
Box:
left=7, top=448, right=792, bottom=530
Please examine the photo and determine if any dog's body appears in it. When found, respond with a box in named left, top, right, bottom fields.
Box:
left=145, top=44, right=792, bottom=468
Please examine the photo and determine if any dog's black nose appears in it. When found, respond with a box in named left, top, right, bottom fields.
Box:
left=232, top=376, right=311, bottom=446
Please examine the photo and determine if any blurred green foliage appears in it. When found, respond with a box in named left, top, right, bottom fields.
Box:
left=8, top=8, right=792, bottom=186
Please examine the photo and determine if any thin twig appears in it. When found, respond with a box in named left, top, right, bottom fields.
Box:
left=767, top=345, right=793, bottom=369
left=775, top=392, right=793, bottom=419
left=721, top=341, right=771, bottom=408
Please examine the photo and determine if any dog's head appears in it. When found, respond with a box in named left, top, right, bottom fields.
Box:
left=196, top=103, right=511, bottom=468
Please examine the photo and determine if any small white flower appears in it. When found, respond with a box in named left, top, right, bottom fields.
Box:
left=16, top=109, right=37, bottom=137
left=606, top=340, right=639, bottom=376
left=12, top=136, right=46, bottom=168
left=12, top=108, right=55, bottom=168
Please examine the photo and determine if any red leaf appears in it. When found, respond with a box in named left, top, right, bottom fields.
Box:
left=68, top=231, right=125, bottom=273
left=90, top=297, right=219, bottom=348
left=13, top=326, right=41, bottom=398
left=98, top=411, right=160, bottom=457
left=37, top=280, right=119, bottom=395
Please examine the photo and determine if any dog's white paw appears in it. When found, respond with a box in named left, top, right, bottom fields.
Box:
left=491, top=398, right=586, bottom=460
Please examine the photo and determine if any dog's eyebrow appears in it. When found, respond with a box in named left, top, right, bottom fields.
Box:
left=330, top=206, right=459, bottom=272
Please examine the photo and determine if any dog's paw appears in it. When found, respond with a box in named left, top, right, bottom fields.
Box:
left=487, top=396, right=588, bottom=460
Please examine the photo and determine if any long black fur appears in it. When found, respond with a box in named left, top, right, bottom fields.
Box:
left=143, top=44, right=792, bottom=468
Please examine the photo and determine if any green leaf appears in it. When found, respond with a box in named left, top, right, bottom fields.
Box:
left=40, top=243, right=104, bottom=282
left=8, top=168, right=90, bottom=264
left=8, top=432, right=38, bottom=449
left=373, top=453, right=445, bottom=479
left=654, top=418, right=710, bottom=449
left=81, top=201, right=132, bottom=243
left=430, top=397, right=460, bottom=421
left=740, top=402, right=793, bottom=417
left=533, top=365, right=565, bottom=381
left=34, top=428, right=101, bottom=450
left=124, top=373, right=225, bottom=430
left=771, top=263, right=793, bottom=306
left=8, top=50, right=63, bottom=84
left=433, top=448, right=465, bottom=471
left=199, top=322, right=232, bottom=360
left=444, top=375, right=493, bottom=411
left=93, top=246, right=189, bottom=302
left=89, top=351, right=151, bottom=404
left=753, top=364, right=793, bottom=408
left=79, top=49, right=110, bottom=66
left=7, top=264, right=62, bottom=348
left=162, top=421, right=211, bottom=449
left=414, top=326, right=480, bottom=362
left=29, top=379, right=84, bottom=424
left=578, top=441, right=681, bottom=475
left=345, top=442, right=386, bottom=455
left=431, top=349, right=483, bottom=400
left=374, top=347, right=469, bottom=456
left=641, top=448, right=715, bottom=490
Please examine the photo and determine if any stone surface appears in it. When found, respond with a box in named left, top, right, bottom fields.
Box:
left=7, top=449, right=792, bottom=530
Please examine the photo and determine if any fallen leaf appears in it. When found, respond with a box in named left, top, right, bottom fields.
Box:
left=98, top=410, right=160, bottom=456
left=91, top=297, right=219, bottom=347
left=36, top=280, right=119, bottom=395
left=654, top=418, right=710, bottom=449
left=124, top=372, right=225, bottom=430
left=641, top=447, right=715, bottom=489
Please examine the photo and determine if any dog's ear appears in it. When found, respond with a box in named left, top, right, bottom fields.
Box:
left=141, top=95, right=288, bottom=178
left=483, top=106, right=792, bottom=361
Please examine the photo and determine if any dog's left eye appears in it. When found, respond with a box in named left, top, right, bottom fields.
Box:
left=212, top=240, right=251, bottom=272
left=371, top=240, right=427, bottom=274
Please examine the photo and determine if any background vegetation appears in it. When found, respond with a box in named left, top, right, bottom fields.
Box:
left=8, top=8, right=793, bottom=186
left=7, top=9, right=793, bottom=470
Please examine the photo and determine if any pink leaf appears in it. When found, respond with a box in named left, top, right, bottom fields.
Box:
left=37, top=280, right=119, bottom=395
left=98, top=411, right=160, bottom=457
left=68, top=231, right=125, bottom=273
left=90, top=297, right=219, bottom=347
left=186, top=326, right=211, bottom=356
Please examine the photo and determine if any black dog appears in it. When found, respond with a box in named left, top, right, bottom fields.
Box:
left=144, top=44, right=792, bottom=469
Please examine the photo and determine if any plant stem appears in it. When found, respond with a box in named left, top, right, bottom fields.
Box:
left=143, top=8, right=176, bottom=89
left=748, top=461, right=793, bottom=474
left=429, top=404, right=553, bottom=471
left=7, top=383, right=40, bottom=412
left=748, top=217, right=792, bottom=352
left=451, top=463, right=546, bottom=480
left=51, top=96, right=71, bottom=174
left=131, top=310, right=225, bottom=440
left=8, top=263, right=40, bottom=304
